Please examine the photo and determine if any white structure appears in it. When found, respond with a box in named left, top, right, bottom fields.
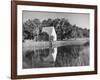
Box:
left=42, top=27, right=57, bottom=41
left=42, top=26, right=57, bottom=61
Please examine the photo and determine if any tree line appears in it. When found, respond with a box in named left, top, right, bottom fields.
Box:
left=23, top=18, right=89, bottom=41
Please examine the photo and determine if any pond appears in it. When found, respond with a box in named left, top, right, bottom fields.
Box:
left=23, top=44, right=89, bottom=69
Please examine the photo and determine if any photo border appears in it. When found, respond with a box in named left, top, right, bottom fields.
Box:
left=11, top=1, right=97, bottom=79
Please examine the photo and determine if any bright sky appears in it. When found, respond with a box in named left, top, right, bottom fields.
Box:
left=22, top=11, right=90, bottom=29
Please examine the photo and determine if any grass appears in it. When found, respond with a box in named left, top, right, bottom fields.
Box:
left=23, top=38, right=89, bottom=52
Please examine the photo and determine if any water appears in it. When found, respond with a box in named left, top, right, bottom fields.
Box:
left=55, top=45, right=89, bottom=67
left=23, top=44, right=89, bottom=69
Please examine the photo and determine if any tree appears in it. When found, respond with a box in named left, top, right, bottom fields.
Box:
left=23, top=19, right=41, bottom=40
left=38, top=32, right=49, bottom=41
left=50, top=35, right=54, bottom=41
left=23, top=18, right=89, bottom=41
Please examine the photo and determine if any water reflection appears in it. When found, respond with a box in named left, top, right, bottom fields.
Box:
left=56, top=46, right=80, bottom=67
left=23, top=45, right=89, bottom=68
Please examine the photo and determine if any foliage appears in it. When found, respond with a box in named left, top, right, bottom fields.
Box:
left=23, top=19, right=41, bottom=40
left=23, top=18, right=89, bottom=41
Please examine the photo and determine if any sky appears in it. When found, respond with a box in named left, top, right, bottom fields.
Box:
left=22, top=10, right=90, bottom=29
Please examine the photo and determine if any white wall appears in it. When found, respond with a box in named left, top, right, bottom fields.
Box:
left=0, top=0, right=100, bottom=80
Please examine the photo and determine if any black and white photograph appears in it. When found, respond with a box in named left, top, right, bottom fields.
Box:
left=22, top=11, right=90, bottom=69
left=11, top=1, right=97, bottom=79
